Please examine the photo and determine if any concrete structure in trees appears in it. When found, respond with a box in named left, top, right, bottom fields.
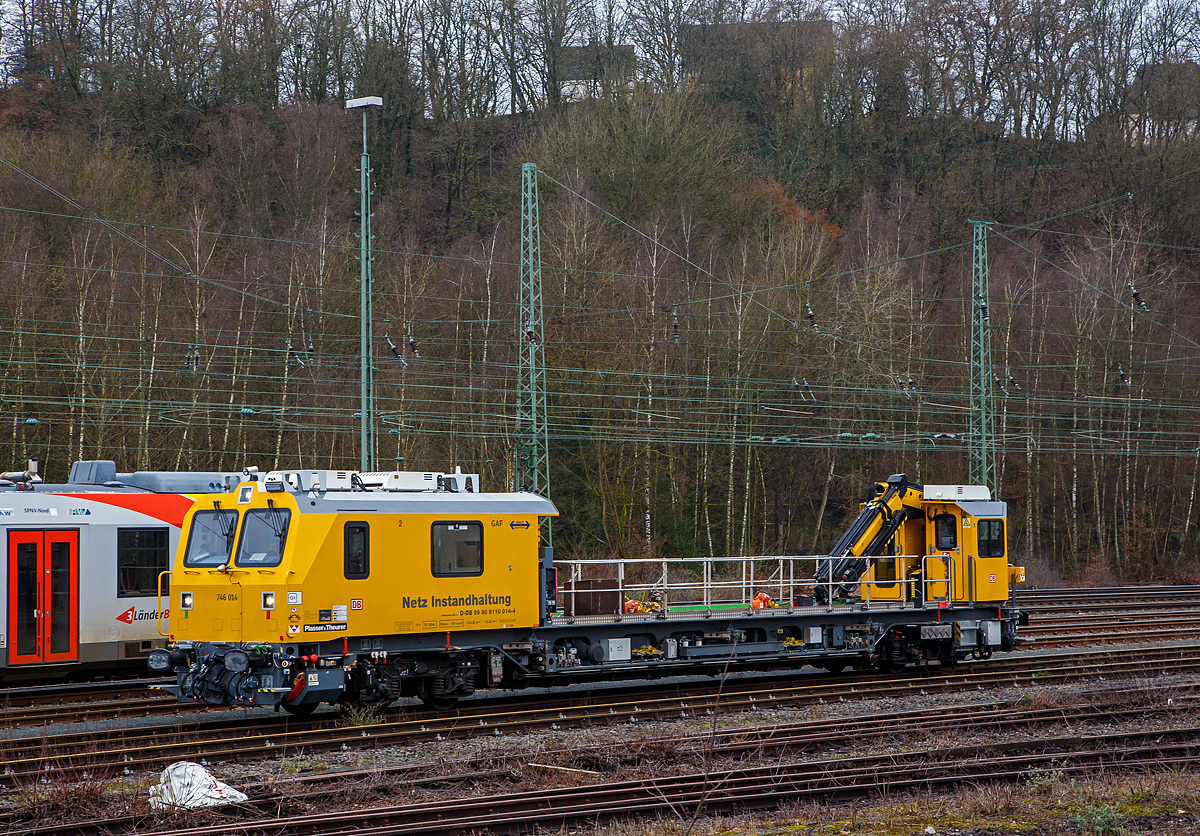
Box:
left=1126, top=62, right=1200, bottom=144
left=680, top=20, right=832, bottom=100
left=560, top=42, right=636, bottom=102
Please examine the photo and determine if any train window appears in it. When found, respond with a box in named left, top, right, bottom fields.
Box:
left=118, top=528, right=169, bottom=597
left=15, top=542, right=37, bottom=655
left=234, top=508, right=291, bottom=567
left=345, top=523, right=369, bottom=579
left=431, top=522, right=483, bottom=576
left=183, top=510, right=239, bottom=567
left=872, top=556, right=897, bottom=583
left=934, top=513, right=957, bottom=550
left=978, top=519, right=1005, bottom=558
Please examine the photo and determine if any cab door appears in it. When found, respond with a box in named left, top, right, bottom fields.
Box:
left=8, top=530, right=79, bottom=665
left=972, top=518, right=1008, bottom=602
left=927, top=507, right=958, bottom=602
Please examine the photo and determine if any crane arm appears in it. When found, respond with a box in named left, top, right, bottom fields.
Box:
left=814, top=473, right=923, bottom=603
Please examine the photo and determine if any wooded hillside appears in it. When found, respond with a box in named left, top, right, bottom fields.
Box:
left=2, top=0, right=1200, bottom=580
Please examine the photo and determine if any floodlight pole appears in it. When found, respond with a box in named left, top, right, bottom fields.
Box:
left=347, top=95, right=382, bottom=473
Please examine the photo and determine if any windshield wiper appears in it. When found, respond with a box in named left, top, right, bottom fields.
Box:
left=217, top=511, right=238, bottom=552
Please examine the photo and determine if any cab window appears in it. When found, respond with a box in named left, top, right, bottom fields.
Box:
left=934, top=513, right=957, bottom=551
left=432, top=522, right=483, bottom=576
left=978, top=519, right=1005, bottom=557
left=872, top=556, right=897, bottom=584
left=345, top=522, right=369, bottom=579
left=234, top=507, right=291, bottom=567
left=183, top=510, right=239, bottom=567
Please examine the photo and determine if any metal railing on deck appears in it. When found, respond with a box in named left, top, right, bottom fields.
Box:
left=555, top=553, right=972, bottom=619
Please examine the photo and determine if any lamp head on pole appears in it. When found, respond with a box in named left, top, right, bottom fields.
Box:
left=345, top=96, right=382, bottom=109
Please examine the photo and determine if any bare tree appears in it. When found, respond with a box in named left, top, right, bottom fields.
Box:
left=627, top=0, right=694, bottom=90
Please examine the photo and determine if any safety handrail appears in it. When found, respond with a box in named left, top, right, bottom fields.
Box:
left=920, top=554, right=953, bottom=606
left=554, top=550, right=1006, bottom=616
left=967, top=555, right=976, bottom=607
left=557, top=553, right=908, bottom=614
left=156, top=570, right=171, bottom=637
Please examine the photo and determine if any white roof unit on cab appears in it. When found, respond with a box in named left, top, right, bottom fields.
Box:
left=361, top=467, right=479, bottom=492
left=261, top=467, right=481, bottom=493
left=923, top=484, right=990, bottom=501
left=360, top=471, right=442, bottom=491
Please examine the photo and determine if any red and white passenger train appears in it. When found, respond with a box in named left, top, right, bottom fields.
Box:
left=0, top=460, right=232, bottom=682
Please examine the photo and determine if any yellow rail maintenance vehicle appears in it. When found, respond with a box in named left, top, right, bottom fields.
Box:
left=153, top=466, right=555, bottom=712
left=152, top=469, right=1028, bottom=714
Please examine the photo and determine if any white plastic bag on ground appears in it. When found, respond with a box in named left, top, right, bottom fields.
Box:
left=149, top=761, right=249, bottom=810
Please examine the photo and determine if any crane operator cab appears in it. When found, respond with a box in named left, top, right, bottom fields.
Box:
left=813, top=474, right=1024, bottom=608
left=858, top=483, right=1024, bottom=607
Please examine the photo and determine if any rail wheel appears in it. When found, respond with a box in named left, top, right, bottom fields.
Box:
left=417, top=680, right=460, bottom=712
left=876, top=657, right=906, bottom=675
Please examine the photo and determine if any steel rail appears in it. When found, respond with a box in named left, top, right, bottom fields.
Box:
left=23, top=726, right=1200, bottom=836
left=8, top=689, right=1197, bottom=836
left=2, top=584, right=1198, bottom=733
left=1, top=643, right=1195, bottom=784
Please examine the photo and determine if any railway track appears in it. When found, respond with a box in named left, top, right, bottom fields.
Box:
left=3, top=586, right=1197, bottom=836
left=1, top=584, right=1197, bottom=729
left=169, top=727, right=1200, bottom=836
left=0, top=678, right=169, bottom=710
left=0, top=642, right=1194, bottom=784
left=1018, top=584, right=1200, bottom=606
left=10, top=689, right=1198, bottom=836
left=0, top=694, right=193, bottom=729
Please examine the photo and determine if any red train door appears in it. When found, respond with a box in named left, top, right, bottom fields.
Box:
left=7, top=530, right=79, bottom=665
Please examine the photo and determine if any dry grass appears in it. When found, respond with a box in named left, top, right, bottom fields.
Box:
left=336, top=702, right=389, bottom=728
left=12, top=738, right=1200, bottom=835
left=5, top=732, right=151, bottom=827
left=554, top=735, right=687, bottom=774
left=14, top=774, right=146, bottom=824
left=529, top=770, right=1200, bottom=836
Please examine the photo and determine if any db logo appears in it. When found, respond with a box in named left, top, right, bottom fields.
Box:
left=350, top=599, right=363, bottom=610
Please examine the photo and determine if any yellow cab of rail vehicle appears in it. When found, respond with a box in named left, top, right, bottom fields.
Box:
left=156, top=466, right=556, bottom=711
left=856, top=483, right=1025, bottom=606
left=814, top=475, right=1025, bottom=607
